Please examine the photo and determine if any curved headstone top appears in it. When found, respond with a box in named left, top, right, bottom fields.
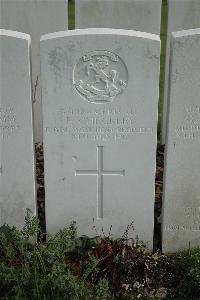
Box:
left=162, top=0, right=200, bottom=144
left=171, top=27, right=200, bottom=38
left=0, top=28, right=30, bottom=41
left=0, top=0, right=68, bottom=142
left=41, top=28, right=160, bottom=42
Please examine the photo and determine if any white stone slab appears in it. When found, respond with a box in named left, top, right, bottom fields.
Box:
left=0, top=0, right=68, bottom=142
left=0, top=29, right=36, bottom=228
left=75, top=0, right=161, bottom=35
left=162, top=29, right=200, bottom=252
left=41, top=29, right=160, bottom=248
left=162, top=0, right=200, bottom=144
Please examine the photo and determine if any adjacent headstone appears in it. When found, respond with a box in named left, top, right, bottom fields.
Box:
left=162, top=28, right=200, bottom=252
left=0, top=0, right=68, bottom=142
left=75, top=0, right=161, bottom=35
left=162, top=0, right=200, bottom=144
left=41, top=29, right=160, bottom=248
left=0, top=29, right=36, bottom=228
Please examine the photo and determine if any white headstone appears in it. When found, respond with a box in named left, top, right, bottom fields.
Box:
left=162, top=0, right=200, bottom=144
left=0, top=29, right=36, bottom=228
left=0, top=0, right=68, bottom=142
left=162, top=28, right=200, bottom=252
left=41, top=29, right=160, bottom=248
left=75, top=0, right=161, bottom=35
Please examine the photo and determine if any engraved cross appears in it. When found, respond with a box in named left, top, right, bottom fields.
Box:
left=75, top=146, right=125, bottom=219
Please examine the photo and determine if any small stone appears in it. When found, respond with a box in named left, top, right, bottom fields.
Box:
left=133, top=281, right=141, bottom=289
left=155, top=287, right=167, bottom=299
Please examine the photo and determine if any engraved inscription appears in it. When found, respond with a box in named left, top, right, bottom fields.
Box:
left=165, top=225, right=200, bottom=231
left=175, top=105, right=200, bottom=140
left=0, top=107, right=20, bottom=139
left=45, top=106, right=154, bottom=141
left=165, top=205, right=200, bottom=231
left=75, top=146, right=125, bottom=219
left=73, top=50, right=128, bottom=104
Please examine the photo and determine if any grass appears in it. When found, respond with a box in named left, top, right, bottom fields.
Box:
left=158, top=0, right=168, bottom=138
left=68, top=0, right=75, bottom=30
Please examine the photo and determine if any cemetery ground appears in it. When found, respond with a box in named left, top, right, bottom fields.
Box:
left=2, top=1, right=200, bottom=299
left=1, top=144, right=200, bottom=300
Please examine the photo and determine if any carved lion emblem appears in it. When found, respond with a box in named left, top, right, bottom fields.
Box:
left=73, top=50, right=128, bottom=104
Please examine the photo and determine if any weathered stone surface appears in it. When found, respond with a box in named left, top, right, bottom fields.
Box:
left=162, top=0, right=200, bottom=144
left=162, top=29, right=200, bottom=252
left=41, top=29, right=160, bottom=248
left=0, top=29, right=36, bottom=228
left=75, top=0, right=161, bottom=35
left=0, top=0, right=68, bottom=142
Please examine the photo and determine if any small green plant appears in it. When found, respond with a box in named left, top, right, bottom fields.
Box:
left=0, top=211, right=109, bottom=299
left=2, top=211, right=200, bottom=299
left=22, top=208, right=39, bottom=240
left=179, top=247, right=200, bottom=288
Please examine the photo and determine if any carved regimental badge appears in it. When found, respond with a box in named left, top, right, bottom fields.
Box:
left=73, top=50, right=128, bottom=104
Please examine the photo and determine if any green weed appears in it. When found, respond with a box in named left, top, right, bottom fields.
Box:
left=0, top=210, right=109, bottom=299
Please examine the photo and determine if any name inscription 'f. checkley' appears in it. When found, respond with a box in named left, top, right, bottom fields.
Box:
left=75, top=146, right=125, bottom=219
